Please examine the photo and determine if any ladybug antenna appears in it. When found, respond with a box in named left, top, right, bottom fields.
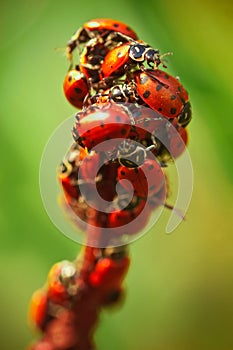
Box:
left=159, top=51, right=173, bottom=68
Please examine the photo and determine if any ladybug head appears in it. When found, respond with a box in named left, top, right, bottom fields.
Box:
left=177, top=101, right=192, bottom=127
left=117, top=141, right=147, bottom=168
left=59, top=261, right=77, bottom=287
left=58, top=160, right=72, bottom=178
left=111, top=85, right=126, bottom=102
left=103, top=246, right=128, bottom=260
left=144, top=48, right=161, bottom=68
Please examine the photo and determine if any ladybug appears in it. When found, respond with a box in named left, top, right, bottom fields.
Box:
left=58, top=143, right=86, bottom=201
left=107, top=196, right=151, bottom=236
left=118, top=159, right=164, bottom=198
left=28, top=288, right=49, bottom=330
left=66, top=18, right=138, bottom=62
left=89, top=246, right=130, bottom=305
left=117, top=142, right=165, bottom=198
left=63, top=68, right=89, bottom=109
left=169, top=125, right=188, bottom=158
left=133, top=69, right=192, bottom=127
left=47, top=260, right=78, bottom=305
left=151, top=120, right=189, bottom=161
left=72, top=102, right=134, bottom=152
left=101, top=42, right=161, bottom=78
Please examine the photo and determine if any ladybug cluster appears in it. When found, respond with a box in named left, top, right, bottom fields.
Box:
left=29, top=19, right=192, bottom=350
left=29, top=246, right=129, bottom=350
left=61, top=18, right=192, bottom=246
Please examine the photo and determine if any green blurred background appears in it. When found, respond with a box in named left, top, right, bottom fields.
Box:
left=1, top=0, right=233, bottom=349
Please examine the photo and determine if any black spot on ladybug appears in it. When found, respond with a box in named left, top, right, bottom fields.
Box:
left=113, top=23, right=119, bottom=28
left=74, top=87, right=82, bottom=94
left=143, top=90, right=150, bottom=98
left=177, top=86, right=182, bottom=92
left=170, top=108, right=177, bottom=115
left=164, top=74, right=170, bottom=79
left=140, top=75, right=149, bottom=85
left=120, top=170, right=126, bottom=176
left=68, top=75, right=73, bottom=82
left=156, top=85, right=162, bottom=91
left=158, top=107, right=162, bottom=112
left=148, top=164, right=154, bottom=171
left=121, top=128, right=128, bottom=135
left=134, top=168, right=139, bottom=174
left=100, top=123, right=105, bottom=128
left=115, top=115, right=122, bottom=122
left=170, top=95, right=176, bottom=100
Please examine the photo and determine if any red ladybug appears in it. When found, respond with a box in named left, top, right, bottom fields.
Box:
left=101, top=42, right=161, bottom=78
left=133, top=69, right=192, bottom=127
left=151, top=120, right=189, bottom=161
left=118, top=159, right=164, bottom=198
left=108, top=197, right=151, bottom=236
left=89, top=247, right=130, bottom=305
left=168, top=123, right=188, bottom=158
left=66, top=18, right=138, bottom=61
left=58, top=143, right=87, bottom=201
left=72, top=103, right=134, bottom=152
left=47, top=260, right=78, bottom=305
left=29, top=288, right=48, bottom=330
left=116, top=141, right=164, bottom=193
left=63, top=69, right=89, bottom=109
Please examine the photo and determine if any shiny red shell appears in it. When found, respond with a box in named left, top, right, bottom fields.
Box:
left=133, top=69, right=191, bottom=123
left=66, top=18, right=138, bottom=61
left=101, top=43, right=131, bottom=78
left=83, top=18, right=138, bottom=40
left=169, top=125, right=188, bottom=158
left=108, top=198, right=151, bottom=235
left=118, top=158, right=165, bottom=198
left=89, top=255, right=130, bottom=289
left=73, top=103, right=133, bottom=151
left=63, top=69, right=89, bottom=109
left=29, top=289, right=48, bottom=330
left=47, top=261, right=77, bottom=305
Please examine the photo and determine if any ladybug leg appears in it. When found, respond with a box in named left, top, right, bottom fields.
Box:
left=80, top=62, right=101, bottom=70
left=108, top=31, right=138, bottom=45
left=164, top=203, right=185, bottom=220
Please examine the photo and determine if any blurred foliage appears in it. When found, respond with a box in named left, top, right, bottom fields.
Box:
left=0, top=0, right=233, bottom=349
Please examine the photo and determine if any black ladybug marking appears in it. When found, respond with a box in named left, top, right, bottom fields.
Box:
left=170, top=108, right=177, bottom=115
left=143, top=90, right=150, bottom=98
left=74, top=87, right=82, bottom=94
left=156, top=85, right=162, bottom=91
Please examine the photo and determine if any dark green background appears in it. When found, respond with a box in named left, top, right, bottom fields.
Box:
left=1, top=0, right=233, bottom=349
